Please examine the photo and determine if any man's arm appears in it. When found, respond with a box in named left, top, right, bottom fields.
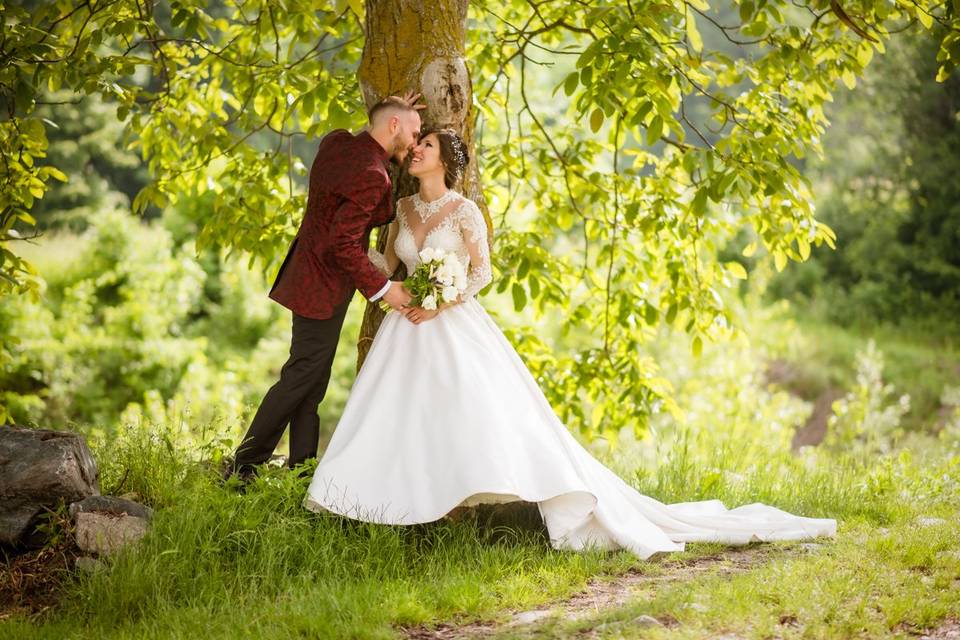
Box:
left=328, top=171, right=391, bottom=300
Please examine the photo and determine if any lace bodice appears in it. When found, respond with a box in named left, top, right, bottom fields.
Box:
left=368, top=192, right=492, bottom=299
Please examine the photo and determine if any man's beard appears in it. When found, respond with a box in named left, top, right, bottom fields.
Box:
left=390, top=138, right=408, bottom=163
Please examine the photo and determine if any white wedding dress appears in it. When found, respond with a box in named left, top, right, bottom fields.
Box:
left=303, top=191, right=836, bottom=559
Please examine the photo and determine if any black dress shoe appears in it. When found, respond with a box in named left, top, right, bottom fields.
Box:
left=220, top=458, right=258, bottom=487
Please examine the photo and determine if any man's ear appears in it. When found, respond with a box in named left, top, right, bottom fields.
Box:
left=389, top=115, right=400, bottom=135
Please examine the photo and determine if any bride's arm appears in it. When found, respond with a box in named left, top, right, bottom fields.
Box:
left=460, top=200, right=493, bottom=298
left=383, top=218, right=401, bottom=275
left=367, top=219, right=400, bottom=277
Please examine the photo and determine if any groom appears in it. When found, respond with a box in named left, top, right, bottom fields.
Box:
left=225, top=94, right=424, bottom=481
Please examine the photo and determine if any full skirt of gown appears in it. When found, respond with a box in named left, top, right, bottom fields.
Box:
left=303, top=298, right=836, bottom=559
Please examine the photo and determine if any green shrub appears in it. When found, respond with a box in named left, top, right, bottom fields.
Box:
left=0, top=208, right=286, bottom=433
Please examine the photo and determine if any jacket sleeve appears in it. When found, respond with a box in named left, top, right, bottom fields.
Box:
left=329, top=168, right=391, bottom=299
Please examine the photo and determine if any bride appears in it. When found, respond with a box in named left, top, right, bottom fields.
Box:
left=303, top=129, right=836, bottom=559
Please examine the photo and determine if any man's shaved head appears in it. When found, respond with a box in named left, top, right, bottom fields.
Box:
left=368, top=97, right=418, bottom=126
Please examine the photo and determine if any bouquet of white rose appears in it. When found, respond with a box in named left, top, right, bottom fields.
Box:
left=402, top=247, right=468, bottom=311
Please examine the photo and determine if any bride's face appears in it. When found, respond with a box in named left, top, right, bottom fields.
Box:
left=408, top=134, right=443, bottom=178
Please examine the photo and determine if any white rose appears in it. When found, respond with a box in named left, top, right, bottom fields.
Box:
left=441, top=285, right=459, bottom=302
left=435, top=265, right=454, bottom=286
left=443, top=253, right=460, bottom=270
left=421, top=294, right=437, bottom=311
left=454, top=274, right=467, bottom=291
left=419, top=247, right=436, bottom=263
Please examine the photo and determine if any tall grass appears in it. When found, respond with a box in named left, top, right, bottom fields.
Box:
left=4, top=311, right=959, bottom=639
left=6, top=408, right=956, bottom=639
left=10, top=457, right=634, bottom=638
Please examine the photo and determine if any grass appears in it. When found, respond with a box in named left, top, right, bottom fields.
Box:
left=515, top=512, right=960, bottom=639
left=2, top=462, right=636, bottom=639
left=3, top=309, right=959, bottom=639
left=764, top=313, right=960, bottom=432
left=3, top=427, right=957, bottom=639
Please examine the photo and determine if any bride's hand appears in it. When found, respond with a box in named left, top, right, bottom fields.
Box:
left=407, top=306, right=440, bottom=324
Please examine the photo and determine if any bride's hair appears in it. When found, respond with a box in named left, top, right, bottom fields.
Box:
left=419, top=128, right=469, bottom=188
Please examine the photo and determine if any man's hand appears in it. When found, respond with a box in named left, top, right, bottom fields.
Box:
left=382, top=281, right=413, bottom=312
left=390, top=91, right=427, bottom=111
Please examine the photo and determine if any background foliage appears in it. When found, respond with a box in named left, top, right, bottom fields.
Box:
left=2, top=0, right=959, bottom=437
left=769, top=26, right=960, bottom=328
left=2, top=4, right=959, bottom=636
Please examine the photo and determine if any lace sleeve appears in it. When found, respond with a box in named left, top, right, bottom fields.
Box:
left=459, top=200, right=492, bottom=298
left=367, top=247, right=389, bottom=276
left=367, top=219, right=400, bottom=277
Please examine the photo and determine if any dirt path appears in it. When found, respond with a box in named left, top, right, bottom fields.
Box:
left=401, top=543, right=798, bottom=639
left=0, top=545, right=78, bottom=622
left=918, top=619, right=960, bottom=640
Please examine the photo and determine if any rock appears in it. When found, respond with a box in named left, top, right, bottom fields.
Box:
left=0, top=427, right=99, bottom=545
left=74, top=512, right=149, bottom=555
left=917, top=517, right=947, bottom=527
left=69, top=495, right=153, bottom=521
left=511, top=609, right=554, bottom=625
left=629, top=615, right=663, bottom=628
left=800, top=543, right=824, bottom=552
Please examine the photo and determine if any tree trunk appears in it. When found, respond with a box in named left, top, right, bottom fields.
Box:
left=355, top=0, right=490, bottom=371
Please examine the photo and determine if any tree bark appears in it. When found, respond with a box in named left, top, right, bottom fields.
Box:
left=356, top=0, right=491, bottom=370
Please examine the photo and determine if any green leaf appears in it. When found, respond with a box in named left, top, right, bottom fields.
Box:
left=742, top=18, right=767, bottom=37
left=646, top=115, right=663, bottom=146
left=517, top=257, right=530, bottom=279
left=577, top=43, right=598, bottom=69
left=692, top=335, right=703, bottom=357
left=691, top=187, right=708, bottom=217
left=773, top=250, right=787, bottom=272
left=644, top=302, right=658, bottom=325
left=512, top=283, right=527, bottom=312
left=686, top=10, right=703, bottom=53
left=590, top=108, right=604, bottom=133
left=564, top=72, right=579, bottom=97
left=666, top=304, right=678, bottom=324
left=45, top=167, right=68, bottom=182
left=726, top=261, right=748, bottom=279
left=529, top=275, right=540, bottom=300
left=841, top=69, right=857, bottom=90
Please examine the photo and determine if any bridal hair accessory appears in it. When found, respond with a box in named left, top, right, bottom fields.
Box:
left=450, top=135, right=467, bottom=177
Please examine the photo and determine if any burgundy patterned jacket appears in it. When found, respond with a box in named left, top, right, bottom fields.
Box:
left=269, top=130, right=393, bottom=319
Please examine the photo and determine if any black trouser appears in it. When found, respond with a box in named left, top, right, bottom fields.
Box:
left=234, top=301, right=350, bottom=469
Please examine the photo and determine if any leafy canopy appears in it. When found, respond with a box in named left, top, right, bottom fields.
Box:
left=1, top=0, right=957, bottom=435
